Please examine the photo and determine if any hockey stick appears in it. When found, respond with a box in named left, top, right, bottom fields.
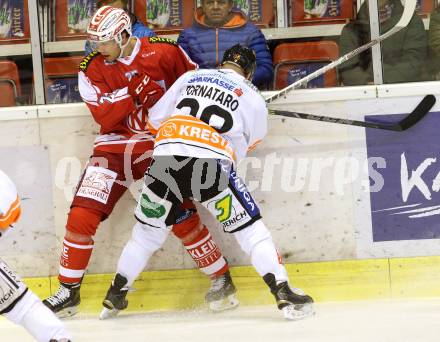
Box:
left=266, top=0, right=417, bottom=104
left=268, top=94, right=436, bottom=131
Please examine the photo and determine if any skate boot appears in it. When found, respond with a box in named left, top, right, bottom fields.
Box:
left=43, top=282, right=81, bottom=318
left=263, top=273, right=314, bottom=320
left=99, top=273, right=130, bottom=320
left=205, top=270, right=239, bottom=312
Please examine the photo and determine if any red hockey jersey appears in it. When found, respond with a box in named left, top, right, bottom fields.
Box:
left=78, top=36, right=197, bottom=153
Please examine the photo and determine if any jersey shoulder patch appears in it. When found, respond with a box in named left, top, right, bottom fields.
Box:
left=148, top=36, right=177, bottom=46
left=79, top=51, right=100, bottom=72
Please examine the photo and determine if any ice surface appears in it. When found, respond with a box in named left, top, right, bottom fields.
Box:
left=1, top=299, right=439, bottom=341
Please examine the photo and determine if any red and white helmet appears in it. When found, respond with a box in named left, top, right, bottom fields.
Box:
left=87, top=6, right=132, bottom=50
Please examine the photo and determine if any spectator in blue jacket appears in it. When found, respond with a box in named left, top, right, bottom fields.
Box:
left=85, top=0, right=156, bottom=55
left=177, top=0, right=273, bottom=88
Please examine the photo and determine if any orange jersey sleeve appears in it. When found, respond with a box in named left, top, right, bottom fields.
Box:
left=0, top=170, right=21, bottom=229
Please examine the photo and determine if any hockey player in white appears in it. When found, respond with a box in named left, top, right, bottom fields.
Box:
left=103, top=44, right=314, bottom=320
left=0, top=169, right=72, bottom=341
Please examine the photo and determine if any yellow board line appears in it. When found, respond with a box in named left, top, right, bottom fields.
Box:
left=24, top=256, right=440, bottom=314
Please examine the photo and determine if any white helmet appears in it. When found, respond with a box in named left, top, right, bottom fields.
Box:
left=87, top=6, right=132, bottom=52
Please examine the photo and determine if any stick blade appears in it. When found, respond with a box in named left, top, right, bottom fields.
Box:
left=398, top=94, right=436, bottom=131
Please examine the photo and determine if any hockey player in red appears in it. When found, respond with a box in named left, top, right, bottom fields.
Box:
left=43, top=6, right=238, bottom=318
left=107, top=44, right=314, bottom=320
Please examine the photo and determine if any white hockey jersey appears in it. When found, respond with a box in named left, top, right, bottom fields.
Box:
left=148, top=68, right=268, bottom=163
left=0, top=169, right=21, bottom=231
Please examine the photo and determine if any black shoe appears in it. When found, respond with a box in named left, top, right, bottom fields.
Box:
left=205, top=270, right=239, bottom=311
left=263, top=273, right=314, bottom=320
left=43, top=282, right=81, bottom=318
left=99, top=273, right=129, bottom=319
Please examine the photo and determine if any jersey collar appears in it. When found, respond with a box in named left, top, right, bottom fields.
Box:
left=117, top=37, right=141, bottom=65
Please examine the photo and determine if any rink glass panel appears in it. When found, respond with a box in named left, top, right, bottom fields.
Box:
left=2, top=0, right=435, bottom=108
left=0, top=0, right=33, bottom=107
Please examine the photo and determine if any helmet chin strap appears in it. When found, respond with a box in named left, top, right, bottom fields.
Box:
left=117, top=32, right=132, bottom=58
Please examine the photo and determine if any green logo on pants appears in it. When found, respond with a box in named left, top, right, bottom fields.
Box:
left=140, top=194, right=166, bottom=218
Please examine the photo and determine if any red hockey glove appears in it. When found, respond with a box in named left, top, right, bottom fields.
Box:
left=127, top=73, right=165, bottom=108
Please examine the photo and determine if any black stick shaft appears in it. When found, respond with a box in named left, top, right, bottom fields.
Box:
left=269, top=95, right=436, bottom=132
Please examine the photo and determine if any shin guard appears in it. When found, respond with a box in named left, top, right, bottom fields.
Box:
left=172, top=206, right=228, bottom=278
left=183, top=226, right=228, bottom=278
left=59, top=238, right=94, bottom=284
left=117, top=222, right=170, bottom=286
left=59, top=207, right=102, bottom=283
left=234, top=220, right=288, bottom=282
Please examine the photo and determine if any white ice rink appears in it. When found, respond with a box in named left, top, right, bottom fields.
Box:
left=1, top=299, right=440, bottom=342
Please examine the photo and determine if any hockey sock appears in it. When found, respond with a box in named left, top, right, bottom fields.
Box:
left=58, top=207, right=102, bottom=284
left=59, top=237, right=94, bottom=284
left=250, top=238, right=288, bottom=282
left=234, top=220, right=288, bottom=282
left=116, top=222, right=170, bottom=286
left=183, top=226, right=228, bottom=278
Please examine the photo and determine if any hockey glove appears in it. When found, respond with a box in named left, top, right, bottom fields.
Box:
left=127, top=73, right=165, bottom=108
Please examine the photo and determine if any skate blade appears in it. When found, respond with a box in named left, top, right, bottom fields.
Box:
left=208, top=294, right=240, bottom=312
left=55, top=306, right=78, bottom=319
left=282, top=303, right=315, bottom=321
left=99, top=306, right=121, bottom=320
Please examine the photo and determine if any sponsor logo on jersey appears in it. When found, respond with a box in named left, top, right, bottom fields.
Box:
left=82, top=173, right=112, bottom=193
left=127, top=109, right=149, bottom=133
left=124, top=70, right=138, bottom=81
left=61, top=245, right=69, bottom=267
left=77, top=167, right=116, bottom=204
left=230, top=171, right=257, bottom=213
left=142, top=51, right=156, bottom=58
left=79, top=51, right=99, bottom=72
left=159, top=122, right=177, bottom=138
left=0, top=263, right=22, bottom=289
left=189, top=239, right=217, bottom=258
left=148, top=36, right=177, bottom=45
left=156, top=116, right=235, bottom=160
left=0, top=262, right=25, bottom=310
left=140, top=194, right=166, bottom=218
left=174, top=124, right=228, bottom=148
left=222, top=211, right=248, bottom=228
left=188, top=239, right=221, bottom=268
left=3, top=268, right=21, bottom=286
left=214, top=194, right=249, bottom=228
left=186, top=85, right=239, bottom=111
left=174, top=208, right=196, bottom=224
left=207, top=191, right=254, bottom=232
left=234, top=88, right=243, bottom=97
left=215, top=194, right=232, bottom=222
left=0, top=288, right=14, bottom=306
left=188, top=76, right=235, bottom=91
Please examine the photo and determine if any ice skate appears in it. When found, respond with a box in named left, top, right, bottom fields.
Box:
left=100, top=273, right=131, bottom=320
left=263, top=273, right=314, bottom=320
left=205, top=270, right=239, bottom=312
left=43, top=282, right=81, bottom=318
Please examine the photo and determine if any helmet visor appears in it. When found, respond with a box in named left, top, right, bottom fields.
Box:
left=88, top=37, right=116, bottom=51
